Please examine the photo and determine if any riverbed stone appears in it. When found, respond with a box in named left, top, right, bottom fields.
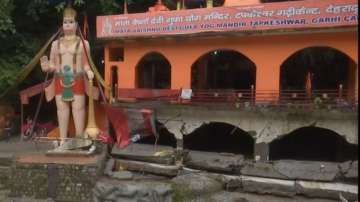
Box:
left=172, top=173, right=223, bottom=195
left=93, top=178, right=173, bottom=202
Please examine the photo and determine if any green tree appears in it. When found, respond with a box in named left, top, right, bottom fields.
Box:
left=0, top=0, right=181, bottom=101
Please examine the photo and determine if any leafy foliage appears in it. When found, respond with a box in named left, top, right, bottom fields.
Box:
left=0, top=0, right=15, bottom=38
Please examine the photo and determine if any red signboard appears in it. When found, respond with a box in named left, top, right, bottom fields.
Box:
left=96, top=0, right=358, bottom=38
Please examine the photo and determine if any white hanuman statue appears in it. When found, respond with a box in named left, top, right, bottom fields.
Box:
left=40, top=6, right=97, bottom=143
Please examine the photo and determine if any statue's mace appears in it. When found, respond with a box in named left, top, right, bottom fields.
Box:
left=84, top=79, right=100, bottom=139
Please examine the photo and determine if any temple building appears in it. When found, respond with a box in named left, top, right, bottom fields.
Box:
left=96, top=0, right=358, bottom=162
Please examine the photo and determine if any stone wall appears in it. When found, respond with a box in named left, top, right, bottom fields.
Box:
left=9, top=162, right=101, bottom=201
left=0, top=144, right=107, bottom=202
left=0, top=153, right=13, bottom=201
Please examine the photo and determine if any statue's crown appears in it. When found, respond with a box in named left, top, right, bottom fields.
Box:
left=63, top=5, right=77, bottom=18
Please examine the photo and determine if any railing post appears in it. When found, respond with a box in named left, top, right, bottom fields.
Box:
left=251, top=84, right=255, bottom=106
left=338, top=84, right=343, bottom=99
left=114, top=84, right=118, bottom=102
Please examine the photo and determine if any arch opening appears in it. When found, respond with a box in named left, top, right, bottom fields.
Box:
left=269, top=127, right=358, bottom=162
left=184, top=122, right=254, bottom=158
left=191, top=50, right=256, bottom=90
left=280, top=47, right=357, bottom=104
left=136, top=52, right=171, bottom=89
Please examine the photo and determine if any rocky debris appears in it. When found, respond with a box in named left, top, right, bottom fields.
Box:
left=93, top=178, right=173, bottom=202
left=183, top=150, right=244, bottom=174
left=172, top=173, right=223, bottom=196
left=241, top=175, right=296, bottom=197
left=339, top=161, right=358, bottom=182
left=273, top=160, right=339, bottom=182
left=112, top=143, right=175, bottom=165
left=116, top=159, right=180, bottom=177
left=295, top=180, right=358, bottom=201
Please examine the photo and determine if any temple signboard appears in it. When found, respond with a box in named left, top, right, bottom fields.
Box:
left=97, top=0, right=358, bottom=38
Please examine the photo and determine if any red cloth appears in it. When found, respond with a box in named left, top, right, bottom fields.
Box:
left=105, top=105, right=156, bottom=148
left=54, top=77, right=85, bottom=95
left=105, top=106, right=130, bottom=148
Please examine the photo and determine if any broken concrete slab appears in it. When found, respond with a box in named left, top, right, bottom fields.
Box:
left=241, top=175, right=296, bottom=197
left=228, top=191, right=339, bottom=202
left=183, top=150, right=244, bottom=174
left=273, top=160, right=340, bottom=182
left=112, top=143, right=175, bottom=165
left=116, top=159, right=180, bottom=177
left=339, top=161, right=358, bottom=181
left=295, top=180, right=358, bottom=201
left=241, top=161, right=288, bottom=179
left=172, top=173, right=223, bottom=195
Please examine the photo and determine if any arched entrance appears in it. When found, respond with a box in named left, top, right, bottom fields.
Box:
left=136, top=52, right=171, bottom=89
left=191, top=49, right=256, bottom=90
left=184, top=122, right=254, bottom=158
left=269, top=127, right=358, bottom=162
left=280, top=47, right=357, bottom=105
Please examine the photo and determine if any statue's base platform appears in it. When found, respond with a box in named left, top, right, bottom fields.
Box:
left=7, top=143, right=107, bottom=202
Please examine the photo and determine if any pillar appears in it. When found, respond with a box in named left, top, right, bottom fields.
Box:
left=169, top=55, right=192, bottom=89
left=119, top=50, right=137, bottom=89
left=254, top=59, right=281, bottom=103
left=254, top=142, right=269, bottom=161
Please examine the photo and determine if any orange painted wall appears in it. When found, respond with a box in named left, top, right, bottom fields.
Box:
left=104, top=31, right=358, bottom=99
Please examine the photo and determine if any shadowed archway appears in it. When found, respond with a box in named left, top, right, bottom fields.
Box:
left=136, top=52, right=171, bottom=89
left=184, top=122, right=255, bottom=158
left=191, top=49, right=256, bottom=90
left=280, top=46, right=357, bottom=103
left=269, top=126, right=358, bottom=162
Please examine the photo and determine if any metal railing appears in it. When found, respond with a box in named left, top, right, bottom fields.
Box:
left=117, top=88, right=358, bottom=109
